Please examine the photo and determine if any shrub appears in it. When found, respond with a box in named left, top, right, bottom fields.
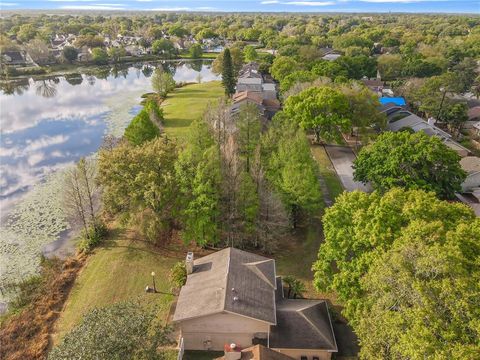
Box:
left=169, top=261, right=187, bottom=289
left=78, top=221, right=108, bottom=253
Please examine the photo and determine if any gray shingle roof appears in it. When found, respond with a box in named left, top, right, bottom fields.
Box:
left=173, top=248, right=277, bottom=324
left=270, top=300, right=338, bottom=351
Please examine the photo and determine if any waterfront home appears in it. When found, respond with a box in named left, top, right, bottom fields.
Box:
left=173, top=248, right=338, bottom=360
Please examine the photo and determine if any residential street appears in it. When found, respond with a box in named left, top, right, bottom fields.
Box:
left=324, top=145, right=372, bottom=192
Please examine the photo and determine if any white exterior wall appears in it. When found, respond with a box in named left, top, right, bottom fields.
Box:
left=179, top=312, right=270, bottom=351
left=272, top=348, right=333, bottom=360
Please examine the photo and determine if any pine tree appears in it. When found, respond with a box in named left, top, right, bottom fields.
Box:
left=221, top=48, right=236, bottom=96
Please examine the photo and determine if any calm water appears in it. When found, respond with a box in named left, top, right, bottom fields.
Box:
left=0, top=61, right=219, bottom=305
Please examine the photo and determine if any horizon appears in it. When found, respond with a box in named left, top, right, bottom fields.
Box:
left=0, top=1, right=479, bottom=14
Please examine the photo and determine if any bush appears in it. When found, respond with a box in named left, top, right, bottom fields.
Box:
left=78, top=221, right=108, bottom=253
left=169, top=261, right=187, bottom=289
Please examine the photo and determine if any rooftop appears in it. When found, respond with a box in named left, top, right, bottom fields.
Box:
left=173, top=247, right=277, bottom=324
left=270, top=299, right=338, bottom=351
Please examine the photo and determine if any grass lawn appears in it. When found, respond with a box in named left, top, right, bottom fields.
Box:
left=53, top=228, right=181, bottom=343
left=311, top=144, right=344, bottom=200
left=162, top=81, right=224, bottom=140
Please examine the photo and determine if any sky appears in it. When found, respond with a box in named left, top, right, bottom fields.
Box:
left=0, top=0, right=478, bottom=14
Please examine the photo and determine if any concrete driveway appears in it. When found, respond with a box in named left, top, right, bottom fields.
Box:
left=324, top=145, right=372, bottom=193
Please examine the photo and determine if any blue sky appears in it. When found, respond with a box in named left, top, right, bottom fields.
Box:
left=0, top=0, right=478, bottom=14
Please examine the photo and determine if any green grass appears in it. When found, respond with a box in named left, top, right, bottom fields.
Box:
left=162, top=81, right=224, bottom=140
left=53, top=229, right=181, bottom=343
left=311, top=144, right=344, bottom=200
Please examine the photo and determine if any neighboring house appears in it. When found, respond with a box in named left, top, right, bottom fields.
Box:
left=361, top=78, right=384, bottom=96
left=382, top=107, right=471, bottom=157
left=473, top=121, right=480, bottom=136
left=231, top=62, right=280, bottom=120
left=460, top=156, right=480, bottom=193
left=468, top=106, right=480, bottom=122
left=173, top=248, right=338, bottom=360
left=1, top=51, right=27, bottom=66
left=321, top=53, right=341, bottom=62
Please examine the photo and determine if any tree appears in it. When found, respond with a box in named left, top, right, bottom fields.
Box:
left=74, top=35, right=105, bottom=48
left=283, top=86, right=350, bottom=143
left=237, top=103, right=262, bottom=172
left=212, top=47, right=244, bottom=75
left=175, top=119, right=221, bottom=247
left=108, top=46, right=126, bottom=63
left=169, top=261, right=187, bottom=289
left=49, top=302, right=173, bottom=360
left=152, top=39, right=177, bottom=58
left=244, top=45, right=258, bottom=62
left=25, top=39, right=50, bottom=65
left=62, top=46, right=78, bottom=63
left=283, top=275, right=306, bottom=299
left=189, top=43, right=203, bottom=59
left=17, top=24, right=37, bottom=43
left=353, top=131, right=466, bottom=199
left=63, top=158, right=100, bottom=240
left=270, top=56, right=299, bottom=82
left=377, top=54, right=403, bottom=80
left=312, top=188, right=475, bottom=320
left=443, top=102, right=468, bottom=138
left=265, top=122, right=321, bottom=227
left=311, top=60, right=348, bottom=80
left=356, top=219, right=480, bottom=359
left=221, top=48, right=236, bottom=96
left=124, top=109, right=160, bottom=145
left=98, top=138, right=179, bottom=243
left=151, top=68, right=176, bottom=98
left=279, top=70, right=317, bottom=93
left=91, top=47, right=108, bottom=65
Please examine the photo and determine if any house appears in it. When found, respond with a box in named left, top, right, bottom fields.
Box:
left=468, top=106, right=480, bottom=122
left=361, top=78, right=384, bottom=95
left=383, top=108, right=471, bottom=157
left=173, top=248, right=338, bottom=360
left=321, top=53, right=341, bottom=62
left=460, top=156, right=480, bottom=193
left=1, top=51, right=27, bottom=66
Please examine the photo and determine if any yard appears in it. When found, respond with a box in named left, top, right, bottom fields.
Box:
left=52, top=228, right=182, bottom=343
left=162, top=80, right=224, bottom=139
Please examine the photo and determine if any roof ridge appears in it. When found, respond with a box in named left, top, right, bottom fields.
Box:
left=243, top=259, right=276, bottom=289
left=222, top=247, right=233, bottom=312
left=297, top=303, right=336, bottom=349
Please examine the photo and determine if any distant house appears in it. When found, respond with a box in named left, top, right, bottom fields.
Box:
left=468, top=106, right=480, bottom=122
left=173, top=248, right=338, bottom=359
left=1, top=51, right=27, bottom=66
left=321, top=53, right=341, bottom=62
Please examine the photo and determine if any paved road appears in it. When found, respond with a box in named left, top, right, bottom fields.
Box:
left=324, top=145, right=372, bottom=193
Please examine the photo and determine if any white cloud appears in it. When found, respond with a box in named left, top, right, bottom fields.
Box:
left=150, top=7, right=190, bottom=11
left=136, top=0, right=153, bottom=2
left=59, top=5, right=127, bottom=10
left=27, top=152, right=46, bottom=166
left=262, top=0, right=336, bottom=5
left=48, top=0, right=97, bottom=2
left=0, top=2, right=19, bottom=6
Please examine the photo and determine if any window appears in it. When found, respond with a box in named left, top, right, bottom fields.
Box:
left=301, top=356, right=308, bottom=360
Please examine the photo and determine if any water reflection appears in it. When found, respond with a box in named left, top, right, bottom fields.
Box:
left=0, top=61, right=219, bottom=216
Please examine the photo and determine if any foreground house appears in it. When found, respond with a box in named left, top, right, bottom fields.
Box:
left=173, top=248, right=337, bottom=360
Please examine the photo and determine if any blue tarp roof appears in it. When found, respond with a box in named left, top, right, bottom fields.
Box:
left=380, top=97, right=406, bottom=106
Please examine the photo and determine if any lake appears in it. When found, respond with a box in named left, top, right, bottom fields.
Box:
left=0, top=60, right=219, bottom=308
